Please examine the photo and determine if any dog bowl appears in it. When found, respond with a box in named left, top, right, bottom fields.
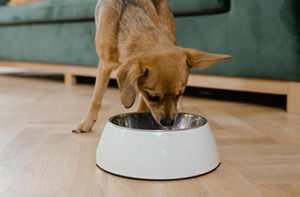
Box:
left=96, top=113, right=220, bottom=180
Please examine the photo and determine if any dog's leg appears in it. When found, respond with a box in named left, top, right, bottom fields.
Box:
left=73, top=0, right=122, bottom=133
left=137, top=96, right=150, bottom=112
left=178, top=96, right=184, bottom=111
left=72, top=61, right=118, bottom=133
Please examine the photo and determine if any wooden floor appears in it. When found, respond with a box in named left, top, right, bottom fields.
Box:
left=0, top=69, right=300, bottom=197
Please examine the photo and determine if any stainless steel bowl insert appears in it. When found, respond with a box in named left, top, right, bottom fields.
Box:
left=109, top=113, right=207, bottom=130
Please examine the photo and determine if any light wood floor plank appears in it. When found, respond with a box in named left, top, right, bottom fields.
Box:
left=0, top=70, right=299, bottom=197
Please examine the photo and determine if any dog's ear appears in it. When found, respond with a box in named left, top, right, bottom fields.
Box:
left=183, top=48, right=231, bottom=69
left=117, top=58, right=147, bottom=108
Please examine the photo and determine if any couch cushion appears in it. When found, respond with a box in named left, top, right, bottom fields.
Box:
left=0, top=0, right=9, bottom=5
left=167, top=0, right=230, bottom=16
left=0, top=0, right=97, bottom=25
left=0, top=0, right=230, bottom=25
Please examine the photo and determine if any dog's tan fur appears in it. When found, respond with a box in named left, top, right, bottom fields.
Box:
left=73, top=0, right=231, bottom=132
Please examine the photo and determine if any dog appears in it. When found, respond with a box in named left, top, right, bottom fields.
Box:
left=72, top=0, right=231, bottom=133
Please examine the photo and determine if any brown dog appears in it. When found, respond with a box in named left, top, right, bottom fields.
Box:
left=72, top=0, right=231, bottom=132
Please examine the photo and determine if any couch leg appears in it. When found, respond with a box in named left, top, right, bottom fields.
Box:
left=64, top=73, right=76, bottom=85
left=287, top=82, right=300, bottom=114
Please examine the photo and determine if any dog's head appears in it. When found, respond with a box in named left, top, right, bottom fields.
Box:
left=117, top=47, right=231, bottom=127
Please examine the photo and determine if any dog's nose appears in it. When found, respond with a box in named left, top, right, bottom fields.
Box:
left=160, top=119, right=174, bottom=127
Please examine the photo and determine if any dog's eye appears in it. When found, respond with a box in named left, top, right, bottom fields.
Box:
left=176, top=93, right=183, bottom=99
left=146, top=93, right=160, bottom=102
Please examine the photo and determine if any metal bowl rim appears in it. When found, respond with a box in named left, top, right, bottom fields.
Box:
left=108, top=112, right=208, bottom=132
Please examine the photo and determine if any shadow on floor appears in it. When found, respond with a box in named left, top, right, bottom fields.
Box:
left=0, top=71, right=64, bottom=82
left=184, top=86, right=286, bottom=109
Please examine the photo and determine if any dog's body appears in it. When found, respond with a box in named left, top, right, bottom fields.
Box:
left=73, top=0, right=231, bottom=132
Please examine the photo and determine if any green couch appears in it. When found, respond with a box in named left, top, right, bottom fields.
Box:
left=0, top=0, right=299, bottom=81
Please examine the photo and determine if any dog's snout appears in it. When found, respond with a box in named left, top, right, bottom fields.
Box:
left=160, top=119, right=174, bottom=127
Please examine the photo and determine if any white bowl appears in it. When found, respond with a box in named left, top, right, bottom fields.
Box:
left=96, top=113, right=220, bottom=180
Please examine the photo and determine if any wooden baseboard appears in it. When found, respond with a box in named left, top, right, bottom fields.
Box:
left=0, top=60, right=299, bottom=114
left=0, top=60, right=97, bottom=77
left=187, top=74, right=289, bottom=95
left=287, top=82, right=300, bottom=113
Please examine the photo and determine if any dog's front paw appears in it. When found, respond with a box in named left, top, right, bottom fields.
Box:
left=72, top=119, right=96, bottom=133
